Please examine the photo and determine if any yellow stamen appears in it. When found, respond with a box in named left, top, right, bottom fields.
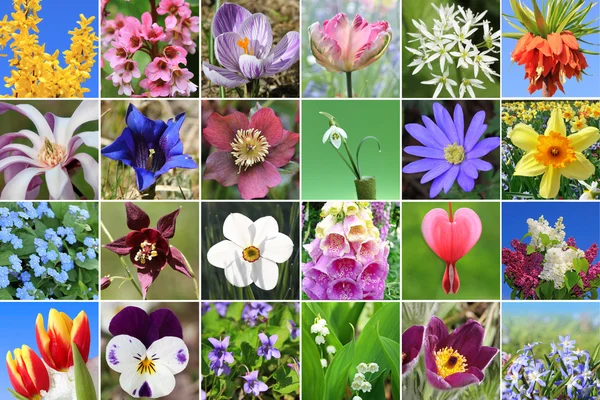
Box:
left=242, top=245, right=260, bottom=263
left=534, top=131, right=576, bottom=168
left=434, top=346, right=468, bottom=378
left=444, top=143, right=465, bottom=165
left=134, top=240, right=158, bottom=264
left=230, top=128, right=270, bottom=172
left=237, top=37, right=253, bottom=55
left=137, top=356, right=156, bottom=375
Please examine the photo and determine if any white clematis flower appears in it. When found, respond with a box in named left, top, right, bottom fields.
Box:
left=105, top=335, right=189, bottom=398
left=322, top=125, right=347, bottom=149
left=207, top=213, right=294, bottom=290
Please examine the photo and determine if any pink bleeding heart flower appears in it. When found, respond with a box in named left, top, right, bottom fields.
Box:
left=421, top=203, right=482, bottom=295
left=308, top=13, right=392, bottom=73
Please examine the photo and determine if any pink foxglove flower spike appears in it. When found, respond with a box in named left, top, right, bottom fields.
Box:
left=421, top=203, right=481, bottom=294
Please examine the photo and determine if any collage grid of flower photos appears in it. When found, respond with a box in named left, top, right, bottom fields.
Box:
left=0, top=0, right=598, bottom=400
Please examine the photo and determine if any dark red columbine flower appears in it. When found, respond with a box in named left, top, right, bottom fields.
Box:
left=103, top=202, right=192, bottom=299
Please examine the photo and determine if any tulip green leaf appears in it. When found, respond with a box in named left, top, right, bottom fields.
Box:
left=7, top=389, right=29, bottom=400
left=72, top=342, right=97, bottom=400
left=323, top=334, right=355, bottom=400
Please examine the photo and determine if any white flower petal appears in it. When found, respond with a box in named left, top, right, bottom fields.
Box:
left=147, top=337, right=189, bottom=375
left=105, top=335, right=146, bottom=374
left=45, top=165, right=70, bottom=200
left=223, top=213, right=253, bottom=247
left=207, top=240, right=239, bottom=269
left=15, top=104, right=53, bottom=141
left=64, top=100, right=99, bottom=147
left=224, top=254, right=254, bottom=287
left=51, top=115, right=72, bottom=149
left=336, top=127, right=348, bottom=139
left=120, top=365, right=176, bottom=398
left=69, top=153, right=99, bottom=199
left=250, top=216, right=279, bottom=246
left=261, top=232, right=294, bottom=263
left=0, top=167, right=44, bottom=200
left=70, top=130, right=100, bottom=149
left=322, top=126, right=333, bottom=143
left=250, top=258, right=279, bottom=290
left=331, top=135, right=342, bottom=149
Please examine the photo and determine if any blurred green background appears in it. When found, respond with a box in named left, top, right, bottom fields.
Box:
left=102, top=0, right=200, bottom=98
left=101, top=100, right=200, bottom=200
left=402, top=202, right=500, bottom=300
left=402, top=0, right=501, bottom=98
left=201, top=202, right=299, bottom=300
left=201, top=100, right=299, bottom=200
left=302, top=100, right=400, bottom=200
left=100, top=202, right=199, bottom=300
left=101, top=302, right=199, bottom=400
left=0, top=100, right=98, bottom=200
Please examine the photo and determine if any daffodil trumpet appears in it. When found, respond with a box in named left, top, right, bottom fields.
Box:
left=320, top=111, right=382, bottom=200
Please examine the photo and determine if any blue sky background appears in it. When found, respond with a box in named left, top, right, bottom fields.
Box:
left=0, top=302, right=99, bottom=393
left=502, top=0, right=600, bottom=98
left=502, top=202, right=600, bottom=298
left=0, top=1, right=99, bottom=97
left=503, top=301, right=600, bottom=317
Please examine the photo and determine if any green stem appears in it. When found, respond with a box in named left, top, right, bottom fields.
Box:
left=100, top=221, right=143, bottom=298
left=332, top=143, right=360, bottom=179
left=345, top=71, right=353, bottom=98
left=342, top=139, right=360, bottom=179
left=175, top=246, right=200, bottom=300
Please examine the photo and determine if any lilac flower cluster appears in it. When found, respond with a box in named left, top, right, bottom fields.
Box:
left=502, top=336, right=599, bottom=399
left=370, top=202, right=391, bottom=241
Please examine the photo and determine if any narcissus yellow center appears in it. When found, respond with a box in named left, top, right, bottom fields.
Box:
left=137, top=356, right=156, bottom=375
left=38, top=138, right=65, bottom=167
left=534, top=131, right=576, bottom=168
left=434, top=347, right=468, bottom=378
left=242, top=245, right=260, bottom=263
left=231, top=128, right=270, bottom=173
left=444, top=143, right=465, bottom=164
left=237, top=37, right=253, bottom=55
left=134, top=240, right=158, bottom=264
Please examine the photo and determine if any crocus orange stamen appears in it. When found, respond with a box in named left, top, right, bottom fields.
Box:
left=236, top=37, right=252, bottom=55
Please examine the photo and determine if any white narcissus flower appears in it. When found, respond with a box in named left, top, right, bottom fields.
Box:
left=41, top=358, right=99, bottom=400
left=105, top=335, right=189, bottom=398
left=579, top=180, right=600, bottom=200
left=322, top=125, right=347, bottom=149
left=207, top=213, right=294, bottom=290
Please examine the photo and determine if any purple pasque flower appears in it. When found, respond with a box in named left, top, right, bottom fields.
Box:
left=288, top=320, right=299, bottom=340
left=101, top=103, right=198, bottom=192
left=202, top=3, right=300, bottom=89
left=403, top=103, right=499, bottom=198
left=402, top=325, right=424, bottom=376
left=257, top=333, right=280, bottom=360
left=208, top=336, right=234, bottom=376
left=241, top=370, right=268, bottom=396
left=424, top=316, right=498, bottom=390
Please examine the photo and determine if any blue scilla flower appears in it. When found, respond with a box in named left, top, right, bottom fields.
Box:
left=0, top=266, right=9, bottom=289
left=20, top=271, right=31, bottom=282
left=86, top=248, right=96, bottom=260
left=9, top=254, right=22, bottom=272
left=76, top=252, right=86, bottom=262
left=101, top=104, right=198, bottom=191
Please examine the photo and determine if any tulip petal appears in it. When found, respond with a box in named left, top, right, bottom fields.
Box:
left=568, top=127, right=600, bottom=152
left=125, top=203, right=151, bottom=231
left=510, top=124, right=539, bottom=151
left=224, top=255, right=254, bottom=287
left=70, top=311, right=91, bottom=367
left=261, top=232, right=294, bottom=263
left=148, top=336, right=189, bottom=374
left=308, top=22, right=345, bottom=73
left=351, top=25, right=392, bottom=72
left=561, top=153, right=595, bottom=180
left=223, top=213, right=253, bottom=247
left=214, top=32, right=244, bottom=72
left=513, top=151, right=547, bottom=177
left=156, top=208, right=180, bottom=239
left=539, top=166, right=561, bottom=199
left=202, top=62, right=249, bottom=88
left=47, top=309, right=72, bottom=371
left=212, top=3, right=251, bottom=37
left=207, top=240, right=240, bottom=269
left=544, top=108, right=566, bottom=136
left=35, top=314, right=56, bottom=370
left=6, top=351, right=33, bottom=398
left=105, top=334, right=145, bottom=374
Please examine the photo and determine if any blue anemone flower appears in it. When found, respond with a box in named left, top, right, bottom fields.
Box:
left=101, top=104, right=198, bottom=191
left=403, top=103, right=500, bottom=198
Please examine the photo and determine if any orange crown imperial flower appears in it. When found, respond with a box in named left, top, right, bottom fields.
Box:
left=6, top=345, right=50, bottom=400
left=35, top=309, right=90, bottom=372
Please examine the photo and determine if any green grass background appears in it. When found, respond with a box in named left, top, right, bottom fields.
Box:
left=402, top=201, right=500, bottom=300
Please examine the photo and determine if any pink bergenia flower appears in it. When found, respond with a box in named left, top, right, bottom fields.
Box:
left=170, top=67, right=197, bottom=96
left=202, top=108, right=299, bottom=200
left=157, top=0, right=188, bottom=18
left=140, top=78, right=172, bottom=97
left=309, top=13, right=392, bottom=73
left=163, top=45, right=188, bottom=65
left=141, top=12, right=167, bottom=43
left=146, top=57, right=173, bottom=82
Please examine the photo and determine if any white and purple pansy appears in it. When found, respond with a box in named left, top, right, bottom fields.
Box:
left=202, top=3, right=300, bottom=88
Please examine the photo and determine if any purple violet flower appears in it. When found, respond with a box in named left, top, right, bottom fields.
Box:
left=208, top=336, right=234, bottom=376
left=202, top=3, right=300, bottom=89
left=257, top=333, right=280, bottom=360
left=287, top=357, right=300, bottom=374
left=241, top=370, right=268, bottom=396
left=242, top=302, right=272, bottom=326
left=214, top=302, right=231, bottom=317
left=289, top=320, right=299, bottom=340
left=402, top=325, right=424, bottom=376
left=403, top=103, right=499, bottom=198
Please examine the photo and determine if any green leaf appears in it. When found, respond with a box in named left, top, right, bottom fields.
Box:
left=565, top=271, right=580, bottom=290
left=50, top=203, right=70, bottom=220
left=7, top=389, right=29, bottom=400
left=324, top=336, right=355, bottom=400
left=532, top=0, right=548, bottom=36
left=72, top=342, right=97, bottom=400
left=573, top=258, right=589, bottom=273
left=526, top=245, right=536, bottom=255
left=280, top=161, right=300, bottom=175
left=521, top=232, right=532, bottom=241
left=379, top=336, right=400, bottom=400
left=302, top=311, right=325, bottom=399
left=541, top=281, right=554, bottom=299
left=539, top=233, right=550, bottom=246
left=0, top=289, right=14, bottom=300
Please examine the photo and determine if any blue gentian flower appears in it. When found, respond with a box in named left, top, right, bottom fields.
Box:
left=403, top=103, right=500, bottom=198
left=101, top=104, right=198, bottom=191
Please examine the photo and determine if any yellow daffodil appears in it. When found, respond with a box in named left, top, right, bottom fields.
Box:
left=511, top=108, right=600, bottom=199
left=570, top=116, right=588, bottom=132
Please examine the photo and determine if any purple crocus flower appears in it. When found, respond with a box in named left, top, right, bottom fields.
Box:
left=109, top=306, right=183, bottom=348
left=289, top=320, right=299, bottom=340
left=257, top=333, right=281, bottom=360
left=424, top=316, right=498, bottom=390
left=208, top=336, right=234, bottom=376
left=403, top=103, right=499, bottom=198
left=402, top=325, right=424, bottom=376
left=241, top=370, right=268, bottom=396
left=202, top=3, right=300, bottom=89
left=101, top=104, right=198, bottom=191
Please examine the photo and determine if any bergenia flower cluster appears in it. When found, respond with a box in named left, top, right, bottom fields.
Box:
left=403, top=316, right=498, bottom=391
left=302, top=202, right=390, bottom=300
left=502, top=336, right=599, bottom=399
left=405, top=3, right=499, bottom=98
left=102, top=0, right=198, bottom=97
left=503, top=215, right=600, bottom=299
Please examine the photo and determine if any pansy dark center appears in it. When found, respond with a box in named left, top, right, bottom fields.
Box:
left=136, top=356, right=156, bottom=375
left=242, top=245, right=260, bottom=263
left=38, top=138, right=65, bottom=167
left=134, top=240, right=158, bottom=264
left=444, top=143, right=465, bottom=164
left=230, top=128, right=270, bottom=173
left=237, top=37, right=253, bottom=55
left=434, top=346, right=467, bottom=378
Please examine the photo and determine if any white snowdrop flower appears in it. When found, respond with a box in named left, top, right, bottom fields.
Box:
left=360, top=381, right=372, bottom=393
left=326, top=345, right=337, bottom=354
left=367, top=362, right=379, bottom=373
left=353, top=372, right=365, bottom=383
left=315, top=335, right=325, bottom=345
left=320, top=359, right=328, bottom=368
left=357, top=362, right=369, bottom=374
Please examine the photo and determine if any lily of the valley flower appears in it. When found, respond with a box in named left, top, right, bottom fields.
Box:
left=101, top=104, right=198, bottom=192
left=0, top=101, right=99, bottom=200
left=106, top=306, right=189, bottom=398
left=511, top=108, right=600, bottom=198
left=207, top=213, right=294, bottom=290
left=6, top=345, right=50, bottom=400
left=103, top=202, right=193, bottom=299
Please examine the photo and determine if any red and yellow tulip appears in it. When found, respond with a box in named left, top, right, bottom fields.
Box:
left=35, top=309, right=90, bottom=372
left=6, top=345, right=50, bottom=400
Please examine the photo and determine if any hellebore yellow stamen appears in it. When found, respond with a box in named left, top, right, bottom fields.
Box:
left=444, top=143, right=465, bottom=165
left=230, top=128, right=270, bottom=173
left=434, top=346, right=468, bottom=378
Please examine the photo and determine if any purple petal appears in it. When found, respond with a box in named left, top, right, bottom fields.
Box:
left=426, top=369, right=452, bottom=390
left=212, top=3, right=251, bottom=37
left=472, top=346, right=498, bottom=370
left=215, top=32, right=244, bottom=72
left=457, top=168, right=475, bottom=192
left=202, top=62, right=249, bottom=88
left=433, top=103, right=459, bottom=144
left=425, top=316, right=449, bottom=343
left=429, top=174, right=446, bottom=198
left=460, top=160, right=479, bottom=179
left=464, top=111, right=487, bottom=152
left=403, top=158, right=440, bottom=174
left=470, top=159, right=493, bottom=171
left=467, top=137, right=500, bottom=158
left=258, top=332, right=268, bottom=343
left=445, top=320, right=484, bottom=363
left=402, top=325, right=425, bottom=358
left=269, top=334, right=279, bottom=345
left=404, top=146, right=445, bottom=159
left=453, top=104, right=465, bottom=145
left=150, top=308, right=184, bottom=340
left=444, top=369, right=482, bottom=388
left=442, top=165, right=460, bottom=193
left=420, top=160, right=452, bottom=183
left=265, top=31, right=300, bottom=75
left=109, top=306, right=158, bottom=347
left=238, top=14, right=273, bottom=59
left=422, top=116, right=452, bottom=148
left=404, top=123, right=445, bottom=149
left=154, top=154, right=198, bottom=177
left=239, top=55, right=270, bottom=79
